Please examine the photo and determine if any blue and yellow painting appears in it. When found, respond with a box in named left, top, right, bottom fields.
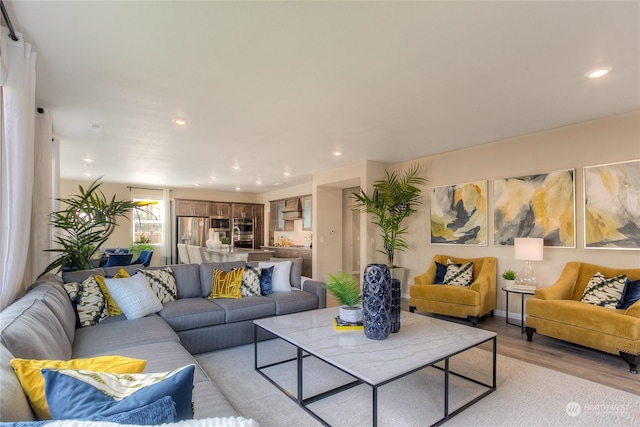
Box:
left=431, top=181, right=487, bottom=245
left=494, top=169, right=575, bottom=247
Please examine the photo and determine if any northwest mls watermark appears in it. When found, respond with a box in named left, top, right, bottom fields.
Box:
left=566, top=401, right=631, bottom=417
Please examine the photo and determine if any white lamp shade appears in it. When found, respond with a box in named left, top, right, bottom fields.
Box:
left=514, top=237, right=543, bottom=261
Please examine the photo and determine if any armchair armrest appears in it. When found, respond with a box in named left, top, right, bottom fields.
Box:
left=625, top=299, right=640, bottom=318
left=301, top=279, right=326, bottom=309
left=534, top=262, right=581, bottom=300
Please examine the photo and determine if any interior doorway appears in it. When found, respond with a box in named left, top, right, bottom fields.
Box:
left=342, top=187, right=360, bottom=282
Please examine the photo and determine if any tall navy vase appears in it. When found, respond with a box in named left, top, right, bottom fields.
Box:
left=362, top=264, right=391, bottom=340
left=390, top=278, right=401, bottom=333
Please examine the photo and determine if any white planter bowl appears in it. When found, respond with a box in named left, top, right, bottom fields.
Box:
left=339, top=306, right=363, bottom=324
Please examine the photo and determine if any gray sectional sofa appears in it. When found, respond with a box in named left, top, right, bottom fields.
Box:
left=0, top=260, right=326, bottom=423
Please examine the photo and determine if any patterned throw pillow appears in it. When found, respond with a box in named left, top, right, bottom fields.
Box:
left=580, top=272, right=627, bottom=309
left=95, top=269, right=130, bottom=316
left=63, top=276, right=108, bottom=327
left=41, top=365, right=195, bottom=421
left=443, top=261, right=474, bottom=286
left=209, top=268, right=244, bottom=299
left=242, top=265, right=262, bottom=297
left=10, top=355, right=147, bottom=420
left=137, top=268, right=178, bottom=303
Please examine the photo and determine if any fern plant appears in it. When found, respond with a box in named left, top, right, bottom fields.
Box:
left=324, top=272, right=362, bottom=307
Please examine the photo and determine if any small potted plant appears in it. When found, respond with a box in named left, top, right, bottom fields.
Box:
left=502, top=269, right=517, bottom=290
left=324, top=272, right=362, bottom=324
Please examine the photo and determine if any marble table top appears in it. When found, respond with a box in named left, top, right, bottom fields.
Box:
left=254, top=307, right=496, bottom=385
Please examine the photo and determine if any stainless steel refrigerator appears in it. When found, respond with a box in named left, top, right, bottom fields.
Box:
left=176, top=216, right=208, bottom=248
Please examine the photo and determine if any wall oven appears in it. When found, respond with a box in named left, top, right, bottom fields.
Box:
left=211, top=217, right=230, bottom=231
left=232, top=218, right=254, bottom=249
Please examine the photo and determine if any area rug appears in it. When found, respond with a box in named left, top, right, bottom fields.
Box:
left=196, top=339, right=639, bottom=427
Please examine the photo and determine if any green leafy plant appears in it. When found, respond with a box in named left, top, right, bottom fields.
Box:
left=130, top=234, right=154, bottom=255
left=43, top=178, right=148, bottom=274
left=502, top=269, right=517, bottom=280
left=324, top=272, right=362, bottom=307
left=352, top=164, right=426, bottom=267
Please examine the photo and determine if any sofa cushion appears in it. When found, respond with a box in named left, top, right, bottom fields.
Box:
left=409, top=284, right=480, bottom=306
left=138, top=268, right=178, bottom=303
left=0, top=344, right=36, bottom=422
left=241, top=265, right=262, bottom=297
left=443, top=261, right=474, bottom=287
left=62, top=268, right=105, bottom=284
left=199, top=261, right=247, bottom=297
left=10, top=355, right=147, bottom=420
left=209, top=268, right=244, bottom=299
left=0, top=299, right=72, bottom=360
left=260, top=261, right=292, bottom=292
left=71, top=315, right=179, bottom=358
left=42, top=364, right=195, bottom=421
left=28, top=281, right=76, bottom=344
left=148, top=263, right=202, bottom=299
left=617, top=278, right=640, bottom=310
left=210, top=297, right=276, bottom=323
left=270, top=257, right=303, bottom=288
left=64, top=276, right=109, bottom=327
left=580, top=272, right=627, bottom=309
left=103, top=263, right=144, bottom=278
left=159, top=298, right=226, bottom=332
left=104, top=274, right=163, bottom=319
left=94, top=268, right=131, bottom=316
left=264, top=290, right=319, bottom=315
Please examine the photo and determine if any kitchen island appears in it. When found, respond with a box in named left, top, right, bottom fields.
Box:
left=205, top=247, right=275, bottom=263
left=261, top=246, right=312, bottom=277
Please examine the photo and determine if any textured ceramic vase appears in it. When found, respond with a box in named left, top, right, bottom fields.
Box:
left=362, top=264, right=391, bottom=340
left=206, top=229, right=222, bottom=249
left=390, top=278, right=401, bottom=333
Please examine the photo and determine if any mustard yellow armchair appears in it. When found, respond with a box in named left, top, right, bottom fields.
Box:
left=525, top=262, right=640, bottom=374
left=409, top=255, right=497, bottom=326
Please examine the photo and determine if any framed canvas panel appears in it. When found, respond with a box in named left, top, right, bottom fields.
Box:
left=494, top=169, right=575, bottom=247
left=430, top=180, right=487, bottom=245
left=584, top=159, right=640, bottom=250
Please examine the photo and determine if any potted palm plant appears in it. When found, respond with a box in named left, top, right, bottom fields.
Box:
left=352, top=164, right=426, bottom=287
left=43, top=178, right=149, bottom=274
left=324, top=271, right=362, bottom=324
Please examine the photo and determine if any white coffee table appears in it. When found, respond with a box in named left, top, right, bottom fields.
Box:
left=254, top=308, right=496, bottom=426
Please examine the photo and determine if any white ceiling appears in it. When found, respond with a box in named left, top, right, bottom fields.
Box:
left=5, top=1, right=640, bottom=193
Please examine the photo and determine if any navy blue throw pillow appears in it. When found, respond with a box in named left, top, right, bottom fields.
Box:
left=260, top=265, right=275, bottom=295
left=434, top=262, right=448, bottom=284
left=616, top=278, right=640, bottom=310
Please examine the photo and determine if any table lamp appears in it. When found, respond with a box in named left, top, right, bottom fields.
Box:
left=514, top=237, right=544, bottom=288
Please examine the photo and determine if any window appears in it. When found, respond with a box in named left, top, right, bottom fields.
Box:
left=132, top=197, right=164, bottom=245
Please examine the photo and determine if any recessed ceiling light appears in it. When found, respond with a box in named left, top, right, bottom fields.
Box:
left=585, top=67, right=612, bottom=79
left=173, top=118, right=188, bottom=126
left=256, top=180, right=262, bottom=185
left=333, top=151, right=342, bottom=156
left=235, top=186, right=241, bottom=191
left=210, top=176, right=217, bottom=180
left=283, top=172, right=291, bottom=176
left=83, top=157, right=94, bottom=163
left=273, top=182, right=283, bottom=186
left=232, top=165, right=240, bottom=170
left=84, top=172, right=92, bottom=177
left=193, top=183, right=199, bottom=187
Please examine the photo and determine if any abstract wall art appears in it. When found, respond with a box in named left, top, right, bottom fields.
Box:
left=584, top=159, right=640, bottom=250
left=494, top=169, right=575, bottom=247
left=430, top=180, right=487, bottom=245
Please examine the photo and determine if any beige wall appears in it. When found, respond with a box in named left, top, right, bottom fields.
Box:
left=388, top=111, right=640, bottom=318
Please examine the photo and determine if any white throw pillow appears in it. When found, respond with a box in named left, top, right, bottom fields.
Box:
left=259, top=261, right=292, bottom=292
left=104, top=274, right=163, bottom=319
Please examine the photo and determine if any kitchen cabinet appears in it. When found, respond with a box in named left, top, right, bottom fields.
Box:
left=232, top=203, right=256, bottom=219
left=301, top=195, right=312, bottom=230
left=254, top=205, right=264, bottom=248
left=210, top=202, right=231, bottom=218
left=270, top=200, right=293, bottom=232
left=174, top=199, right=209, bottom=217
left=274, top=247, right=312, bottom=278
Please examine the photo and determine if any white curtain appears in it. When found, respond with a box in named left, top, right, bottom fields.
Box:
left=0, top=28, right=37, bottom=310
left=24, top=109, right=55, bottom=286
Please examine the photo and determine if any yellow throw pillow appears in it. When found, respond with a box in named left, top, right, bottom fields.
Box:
left=10, top=355, right=146, bottom=420
left=95, top=269, right=130, bottom=316
left=209, top=268, right=244, bottom=299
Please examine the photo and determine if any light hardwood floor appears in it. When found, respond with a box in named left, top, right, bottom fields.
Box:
left=326, top=296, right=638, bottom=395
